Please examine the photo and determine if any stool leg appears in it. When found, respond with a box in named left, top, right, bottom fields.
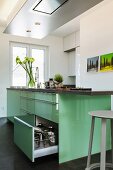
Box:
left=100, top=118, right=107, bottom=170
left=86, top=117, right=95, bottom=170
left=111, top=119, right=113, bottom=163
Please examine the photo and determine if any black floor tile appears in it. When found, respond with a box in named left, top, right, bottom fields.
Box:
left=0, top=118, right=112, bottom=170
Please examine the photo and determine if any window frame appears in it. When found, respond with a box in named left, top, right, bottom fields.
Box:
left=9, top=41, right=49, bottom=87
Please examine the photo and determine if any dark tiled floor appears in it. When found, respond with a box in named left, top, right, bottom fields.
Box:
left=0, top=118, right=112, bottom=170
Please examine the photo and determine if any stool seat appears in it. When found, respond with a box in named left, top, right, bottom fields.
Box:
left=89, top=110, right=113, bottom=119
left=85, top=110, right=113, bottom=170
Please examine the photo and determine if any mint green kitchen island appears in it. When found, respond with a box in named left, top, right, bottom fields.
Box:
left=7, top=88, right=113, bottom=163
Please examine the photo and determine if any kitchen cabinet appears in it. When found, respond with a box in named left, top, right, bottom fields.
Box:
left=63, top=32, right=76, bottom=52
left=20, top=91, right=58, bottom=123
left=64, top=31, right=80, bottom=76
left=35, top=92, right=58, bottom=123
left=7, top=89, right=34, bottom=122
left=14, top=115, right=58, bottom=162
left=7, top=89, right=59, bottom=123
left=7, top=88, right=112, bottom=164
left=75, top=46, right=80, bottom=84
left=68, top=50, right=76, bottom=76
left=63, top=31, right=80, bottom=52
left=20, top=91, right=35, bottom=115
left=7, top=89, right=59, bottom=162
left=7, top=89, right=20, bottom=122
left=75, top=31, right=80, bottom=47
left=68, top=45, right=80, bottom=77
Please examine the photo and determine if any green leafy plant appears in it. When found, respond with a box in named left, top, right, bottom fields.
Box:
left=16, top=56, right=35, bottom=87
left=54, top=74, right=63, bottom=84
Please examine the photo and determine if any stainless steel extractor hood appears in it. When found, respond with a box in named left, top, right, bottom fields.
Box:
left=32, top=0, right=69, bottom=15
left=4, top=0, right=104, bottom=39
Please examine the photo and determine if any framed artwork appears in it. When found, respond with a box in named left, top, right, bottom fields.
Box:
left=100, top=53, right=113, bottom=72
left=87, top=56, right=99, bottom=72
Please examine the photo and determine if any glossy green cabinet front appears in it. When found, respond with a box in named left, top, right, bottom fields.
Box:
left=14, top=115, right=58, bottom=162
left=7, top=89, right=59, bottom=123
left=20, top=91, right=35, bottom=115
left=35, top=92, right=58, bottom=123
left=7, top=89, right=112, bottom=164
left=7, top=90, right=20, bottom=122
left=14, top=116, right=33, bottom=161
left=59, top=94, right=111, bottom=163
left=20, top=91, right=58, bottom=123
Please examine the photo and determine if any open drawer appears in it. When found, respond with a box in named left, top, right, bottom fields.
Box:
left=14, top=115, right=58, bottom=162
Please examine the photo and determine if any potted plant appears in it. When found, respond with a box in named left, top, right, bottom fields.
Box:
left=54, top=74, right=63, bottom=88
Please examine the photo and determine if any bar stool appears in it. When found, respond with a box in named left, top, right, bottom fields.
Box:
left=85, top=110, right=113, bottom=170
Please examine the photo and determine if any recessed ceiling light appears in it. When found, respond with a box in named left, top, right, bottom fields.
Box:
left=26, top=30, right=31, bottom=32
left=33, top=0, right=69, bottom=15
left=35, top=22, right=41, bottom=25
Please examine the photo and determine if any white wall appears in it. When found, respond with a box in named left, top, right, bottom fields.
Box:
left=0, top=27, right=69, bottom=117
left=79, top=0, right=113, bottom=90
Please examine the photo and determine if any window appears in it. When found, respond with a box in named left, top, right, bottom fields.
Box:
left=10, top=42, right=47, bottom=87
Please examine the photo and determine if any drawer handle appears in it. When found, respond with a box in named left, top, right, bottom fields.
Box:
left=14, top=116, right=33, bottom=128
left=20, top=96, right=34, bottom=101
left=35, top=99, right=56, bottom=105
left=20, top=109, right=33, bottom=114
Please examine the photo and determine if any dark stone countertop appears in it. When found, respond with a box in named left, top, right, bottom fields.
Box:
left=7, top=87, right=113, bottom=95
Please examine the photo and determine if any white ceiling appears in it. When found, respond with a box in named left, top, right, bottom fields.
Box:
left=0, top=0, right=27, bottom=26
left=0, top=0, right=18, bottom=20
left=52, top=0, right=112, bottom=37
left=51, top=15, right=80, bottom=37
left=4, top=0, right=103, bottom=39
left=1, top=0, right=111, bottom=38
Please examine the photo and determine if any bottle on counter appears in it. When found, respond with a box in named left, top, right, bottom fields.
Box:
left=49, top=78, right=54, bottom=88
left=35, top=67, right=40, bottom=88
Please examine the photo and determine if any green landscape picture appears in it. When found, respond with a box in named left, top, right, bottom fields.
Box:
left=100, top=53, right=113, bottom=72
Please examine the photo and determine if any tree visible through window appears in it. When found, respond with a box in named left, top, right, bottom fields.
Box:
left=10, top=43, right=45, bottom=87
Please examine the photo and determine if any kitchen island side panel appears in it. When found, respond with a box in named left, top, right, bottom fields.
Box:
left=7, top=89, right=20, bottom=122
left=59, top=94, right=111, bottom=163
